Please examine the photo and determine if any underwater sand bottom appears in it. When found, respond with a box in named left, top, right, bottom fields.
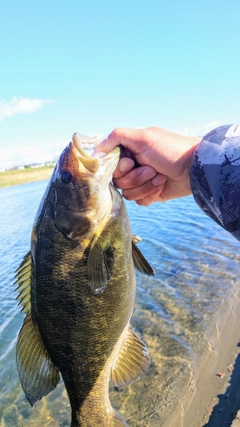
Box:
left=2, top=294, right=240, bottom=427
left=165, top=291, right=240, bottom=427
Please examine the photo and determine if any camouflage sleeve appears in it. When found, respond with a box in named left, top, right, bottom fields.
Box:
left=190, top=124, right=240, bottom=241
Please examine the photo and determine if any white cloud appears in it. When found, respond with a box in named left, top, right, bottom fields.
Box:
left=0, top=142, right=65, bottom=170
left=194, top=120, right=220, bottom=136
left=0, top=97, right=54, bottom=121
left=174, top=120, right=220, bottom=137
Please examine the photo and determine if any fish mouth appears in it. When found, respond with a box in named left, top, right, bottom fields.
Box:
left=72, top=133, right=120, bottom=175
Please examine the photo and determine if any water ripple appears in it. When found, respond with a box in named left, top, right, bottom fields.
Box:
left=0, top=184, right=240, bottom=426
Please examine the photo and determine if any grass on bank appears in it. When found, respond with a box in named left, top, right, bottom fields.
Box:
left=0, top=166, right=54, bottom=188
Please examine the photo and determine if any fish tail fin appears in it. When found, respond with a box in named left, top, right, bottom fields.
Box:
left=112, top=408, right=128, bottom=426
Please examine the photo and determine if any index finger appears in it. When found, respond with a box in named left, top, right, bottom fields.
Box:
left=97, top=128, right=148, bottom=154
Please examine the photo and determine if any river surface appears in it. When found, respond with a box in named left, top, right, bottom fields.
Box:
left=0, top=180, right=240, bottom=427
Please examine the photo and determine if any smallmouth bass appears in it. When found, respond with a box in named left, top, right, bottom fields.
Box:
left=15, top=133, right=154, bottom=426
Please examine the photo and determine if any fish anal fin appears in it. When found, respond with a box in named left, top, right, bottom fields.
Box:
left=132, top=241, right=155, bottom=276
left=111, top=327, right=150, bottom=388
left=16, top=313, right=60, bottom=406
left=14, top=251, right=32, bottom=314
left=87, top=238, right=115, bottom=294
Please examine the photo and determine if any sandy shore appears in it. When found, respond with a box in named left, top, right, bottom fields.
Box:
left=164, top=290, right=240, bottom=427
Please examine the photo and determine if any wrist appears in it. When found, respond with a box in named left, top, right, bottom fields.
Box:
left=184, top=137, right=202, bottom=193
left=175, top=136, right=202, bottom=198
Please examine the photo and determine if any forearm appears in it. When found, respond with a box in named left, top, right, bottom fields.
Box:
left=190, top=124, right=240, bottom=240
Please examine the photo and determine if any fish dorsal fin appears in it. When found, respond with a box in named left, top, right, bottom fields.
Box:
left=110, top=327, right=150, bottom=387
left=87, top=238, right=115, bottom=294
left=16, top=313, right=60, bottom=406
left=14, top=251, right=32, bottom=314
left=132, top=241, right=155, bottom=276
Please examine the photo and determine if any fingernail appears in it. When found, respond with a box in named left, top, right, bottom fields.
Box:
left=152, top=174, right=166, bottom=187
left=119, top=158, right=135, bottom=173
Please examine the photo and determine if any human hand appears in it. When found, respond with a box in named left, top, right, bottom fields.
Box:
left=97, top=127, right=201, bottom=206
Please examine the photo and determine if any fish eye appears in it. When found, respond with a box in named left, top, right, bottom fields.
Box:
left=60, top=171, right=73, bottom=184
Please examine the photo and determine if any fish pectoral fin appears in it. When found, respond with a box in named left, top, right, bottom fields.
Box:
left=132, top=233, right=141, bottom=244
left=132, top=241, right=155, bottom=276
left=110, top=327, right=151, bottom=387
left=87, top=238, right=115, bottom=294
left=16, top=313, right=60, bottom=406
left=14, top=251, right=33, bottom=314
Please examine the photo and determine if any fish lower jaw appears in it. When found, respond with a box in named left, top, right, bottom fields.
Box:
left=91, top=188, right=113, bottom=225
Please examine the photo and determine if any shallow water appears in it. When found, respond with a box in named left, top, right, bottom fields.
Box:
left=0, top=181, right=239, bottom=426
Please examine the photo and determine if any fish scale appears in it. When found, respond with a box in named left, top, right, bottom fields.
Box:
left=15, top=132, right=154, bottom=426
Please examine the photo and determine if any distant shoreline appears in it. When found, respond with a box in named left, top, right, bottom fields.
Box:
left=0, top=166, right=54, bottom=188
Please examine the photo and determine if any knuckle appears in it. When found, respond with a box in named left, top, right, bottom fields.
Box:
left=110, top=128, right=122, bottom=139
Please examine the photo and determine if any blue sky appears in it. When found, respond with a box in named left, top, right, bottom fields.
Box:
left=0, top=0, right=240, bottom=168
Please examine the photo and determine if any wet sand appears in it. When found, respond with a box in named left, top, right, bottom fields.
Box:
left=170, top=291, right=240, bottom=427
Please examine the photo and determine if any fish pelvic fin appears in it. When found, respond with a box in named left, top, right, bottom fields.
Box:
left=112, top=409, right=128, bottom=426
left=132, top=241, right=155, bottom=276
left=16, top=313, right=60, bottom=406
left=110, top=327, right=150, bottom=388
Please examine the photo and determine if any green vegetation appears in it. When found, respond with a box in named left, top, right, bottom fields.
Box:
left=0, top=166, right=54, bottom=188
